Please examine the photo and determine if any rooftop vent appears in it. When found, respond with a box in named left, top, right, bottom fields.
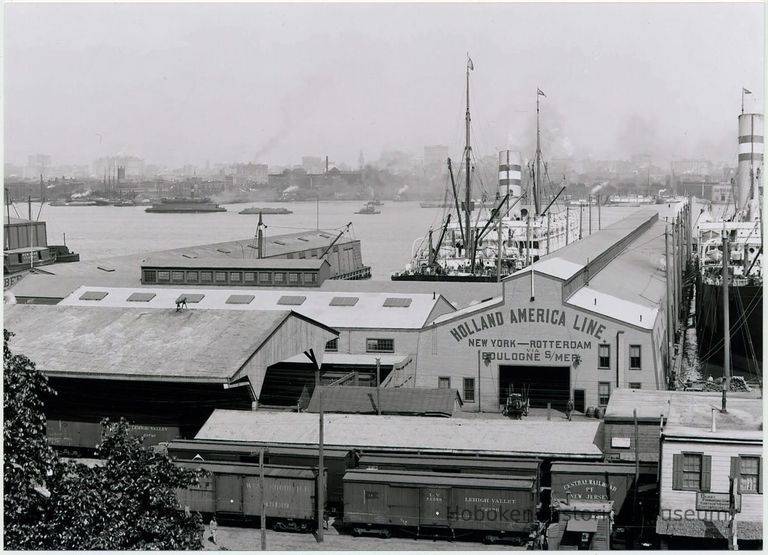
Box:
left=175, top=293, right=205, bottom=304
left=383, top=297, right=412, bottom=308
left=127, top=292, right=156, bottom=302
left=277, top=295, right=307, bottom=306
left=79, top=291, right=108, bottom=301
left=226, top=294, right=255, bottom=305
left=330, top=296, right=359, bottom=307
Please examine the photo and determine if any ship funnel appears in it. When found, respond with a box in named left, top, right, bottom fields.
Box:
left=736, top=113, right=763, bottom=215
left=498, top=150, right=523, bottom=215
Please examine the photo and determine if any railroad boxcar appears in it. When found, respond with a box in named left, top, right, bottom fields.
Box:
left=175, top=460, right=319, bottom=532
left=167, top=439, right=349, bottom=510
left=353, top=452, right=541, bottom=480
left=342, top=468, right=538, bottom=542
left=48, top=419, right=181, bottom=453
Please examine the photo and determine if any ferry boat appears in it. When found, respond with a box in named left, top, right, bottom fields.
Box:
left=145, top=197, right=226, bottom=213
left=239, top=207, right=293, bottom=215
left=355, top=201, right=381, bottom=215
left=695, top=109, right=763, bottom=378
left=392, top=58, right=579, bottom=282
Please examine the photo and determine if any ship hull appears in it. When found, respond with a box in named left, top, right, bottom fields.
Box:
left=391, top=273, right=501, bottom=282
left=696, top=279, right=763, bottom=377
left=145, top=207, right=226, bottom=213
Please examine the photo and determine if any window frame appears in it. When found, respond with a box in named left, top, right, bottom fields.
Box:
left=143, top=269, right=157, bottom=283
left=628, top=382, right=642, bottom=390
left=597, top=381, right=611, bottom=407
left=681, top=452, right=703, bottom=491
left=598, top=344, right=611, bottom=369
left=366, top=338, right=394, bottom=353
left=629, top=344, right=642, bottom=370
left=438, top=376, right=451, bottom=390
left=325, top=338, right=339, bottom=353
left=463, top=377, right=475, bottom=402
left=739, top=455, right=761, bottom=494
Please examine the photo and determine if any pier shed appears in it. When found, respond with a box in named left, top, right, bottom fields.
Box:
left=415, top=206, right=686, bottom=413
left=3, top=304, right=337, bottom=445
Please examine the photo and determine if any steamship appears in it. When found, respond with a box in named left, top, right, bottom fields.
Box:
left=695, top=109, right=763, bottom=378
left=145, top=196, right=226, bottom=213
left=392, top=58, right=579, bottom=282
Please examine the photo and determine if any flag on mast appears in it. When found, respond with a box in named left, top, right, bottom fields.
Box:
left=467, top=56, right=474, bottom=71
left=537, top=88, right=546, bottom=97
left=743, top=87, right=752, bottom=94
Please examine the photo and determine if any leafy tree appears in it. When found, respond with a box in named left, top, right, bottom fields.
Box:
left=44, top=419, right=204, bottom=550
left=3, top=329, right=58, bottom=549
left=4, top=330, right=204, bottom=549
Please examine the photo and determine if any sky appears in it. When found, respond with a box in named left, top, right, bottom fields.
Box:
left=4, top=2, right=765, bottom=169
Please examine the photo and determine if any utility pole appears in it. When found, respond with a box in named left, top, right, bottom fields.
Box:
left=565, top=206, right=570, bottom=246
left=633, top=408, right=640, bottom=547
left=597, top=194, right=602, bottom=230
left=259, top=448, right=267, bottom=550
left=317, top=390, right=324, bottom=542
left=496, top=214, right=503, bottom=281
left=729, top=465, right=740, bottom=550
left=665, top=230, right=673, bottom=385
left=546, top=212, right=551, bottom=255
left=579, top=202, right=584, bottom=240
left=376, top=357, right=382, bottom=416
left=722, top=235, right=731, bottom=413
left=588, top=195, right=593, bottom=235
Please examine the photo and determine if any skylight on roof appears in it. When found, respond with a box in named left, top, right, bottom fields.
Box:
left=383, top=297, right=412, bottom=308
left=127, top=292, right=156, bottom=302
left=329, top=296, right=359, bottom=307
left=277, top=295, right=307, bottom=306
left=226, top=294, right=255, bottom=305
left=176, top=293, right=205, bottom=304
left=79, top=291, right=108, bottom=301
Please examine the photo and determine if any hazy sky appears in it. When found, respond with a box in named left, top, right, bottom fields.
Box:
left=4, top=2, right=765, bottom=168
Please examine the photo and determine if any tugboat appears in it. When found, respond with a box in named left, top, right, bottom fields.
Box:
left=695, top=106, right=763, bottom=378
left=392, top=57, right=579, bottom=282
left=4, top=193, right=80, bottom=290
left=355, top=201, right=381, bottom=215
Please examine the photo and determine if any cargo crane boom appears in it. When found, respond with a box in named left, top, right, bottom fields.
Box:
left=320, top=222, right=352, bottom=259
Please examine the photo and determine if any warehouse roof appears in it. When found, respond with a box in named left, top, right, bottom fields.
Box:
left=196, top=410, right=603, bottom=458
left=281, top=353, right=412, bottom=367
left=58, top=285, right=454, bottom=329
left=605, top=389, right=760, bottom=422
left=305, top=386, right=462, bottom=417
left=3, top=305, right=330, bottom=382
left=141, top=255, right=327, bottom=270
left=663, top=394, right=762, bottom=441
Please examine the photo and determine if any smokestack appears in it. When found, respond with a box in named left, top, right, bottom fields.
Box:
left=325, top=156, right=329, bottom=174
left=257, top=212, right=264, bottom=259
left=736, top=113, right=764, bottom=215
left=498, top=150, right=523, bottom=214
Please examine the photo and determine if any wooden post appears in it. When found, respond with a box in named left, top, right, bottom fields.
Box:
left=665, top=230, right=673, bottom=385
left=722, top=235, right=730, bottom=413
left=579, top=202, right=583, bottom=240
left=597, top=194, right=601, bottom=230
left=588, top=194, right=593, bottom=235
left=376, top=357, right=381, bottom=416
left=633, top=408, right=640, bottom=547
left=565, top=206, right=570, bottom=246
left=259, top=448, right=267, bottom=550
left=317, top=391, right=324, bottom=542
left=547, top=402, right=551, bottom=421
left=546, top=212, right=551, bottom=255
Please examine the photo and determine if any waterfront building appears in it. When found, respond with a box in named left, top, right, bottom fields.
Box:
left=656, top=395, right=763, bottom=549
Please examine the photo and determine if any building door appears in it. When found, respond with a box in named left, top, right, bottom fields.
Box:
left=574, top=389, right=586, bottom=413
left=498, top=365, right=570, bottom=409
left=215, top=474, right=243, bottom=514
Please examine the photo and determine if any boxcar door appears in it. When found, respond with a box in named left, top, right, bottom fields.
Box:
left=215, top=474, right=243, bottom=514
left=419, top=487, right=450, bottom=527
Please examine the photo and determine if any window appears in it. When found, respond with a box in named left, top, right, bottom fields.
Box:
left=143, top=270, right=157, bottom=283
left=171, top=271, right=184, bottom=282
left=629, top=382, right=642, bottom=390
left=683, top=454, right=703, bottom=490
left=244, top=272, right=256, bottom=283
left=288, top=272, right=299, bottom=284
left=739, top=456, right=761, bottom=493
left=157, top=271, right=170, bottom=282
left=215, top=271, right=227, bottom=283
left=274, top=272, right=285, bottom=284
left=299, top=252, right=306, bottom=259
left=229, top=272, right=242, bottom=283
left=258, top=272, right=272, bottom=284
left=463, top=378, right=475, bottom=402
left=186, top=271, right=199, bottom=282
left=325, top=338, right=338, bottom=352
left=598, top=344, right=610, bottom=369
left=200, top=271, right=213, bottom=283
left=366, top=338, right=394, bottom=353
left=438, top=377, right=451, bottom=389
left=629, top=345, right=642, bottom=370
left=598, top=382, right=611, bottom=406
left=303, top=273, right=316, bottom=284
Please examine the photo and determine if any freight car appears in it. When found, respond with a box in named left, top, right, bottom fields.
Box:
left=166, top=440, right=349, bottom=510
left=175, top=459, right=319, bottom=532
left=48, top=419, right=181, bottom=454
left=342, top=469, right=538, bottom=543
left=353, top=452, right=541, bottom=480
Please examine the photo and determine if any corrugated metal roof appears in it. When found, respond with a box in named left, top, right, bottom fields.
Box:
left=195, top=410, right=604, bottom=458
left=59, top=286, right=448, bottom=329
left=3, top=305, right=293, bottom=382
left=305, top=386, right=461, bottom=417
left=343, top=469, right=535, bottom=489
left=142, top=255, right=326, bottom=270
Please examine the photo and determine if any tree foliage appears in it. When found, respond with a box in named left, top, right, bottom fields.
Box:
left=3, top=329, right=204, bottom=550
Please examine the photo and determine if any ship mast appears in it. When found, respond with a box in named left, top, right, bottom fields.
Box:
left=464, top=55, right=474, bottom=262
left=534, top=88, right=545, bottom=217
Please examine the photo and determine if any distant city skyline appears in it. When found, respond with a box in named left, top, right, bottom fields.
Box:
left=5, top=3, right=764, bottom=169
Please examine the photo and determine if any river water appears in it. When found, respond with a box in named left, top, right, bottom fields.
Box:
left=35, top=201, right=643, bottom=280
